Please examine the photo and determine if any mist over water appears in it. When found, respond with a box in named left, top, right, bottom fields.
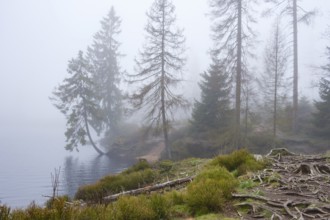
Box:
left=0, top=122, right=131, bottom=208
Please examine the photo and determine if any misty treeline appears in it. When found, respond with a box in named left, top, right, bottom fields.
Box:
left=52, top=0, right=330, bottom=158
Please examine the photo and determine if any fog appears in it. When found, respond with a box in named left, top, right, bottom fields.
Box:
left=0, top=1, right=329, bottom=136
left=1, top=0, right=330, bottom=208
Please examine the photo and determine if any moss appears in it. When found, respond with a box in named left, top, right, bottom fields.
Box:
left=209, top=149, right=265, bottom=176
left=186, top=167, right=238, bottom=215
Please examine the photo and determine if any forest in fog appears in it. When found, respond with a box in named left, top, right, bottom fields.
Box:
left=51, top=0, right=330, bottom=159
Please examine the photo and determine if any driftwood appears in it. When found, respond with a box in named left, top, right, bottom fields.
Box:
left=103, top=176, right=195, bottom=202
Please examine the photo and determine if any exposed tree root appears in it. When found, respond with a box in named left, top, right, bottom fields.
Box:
left=234, top=149, right=330, bottom=219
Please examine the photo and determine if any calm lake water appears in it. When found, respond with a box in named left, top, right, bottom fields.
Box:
left=0, top=121, right=132, bottom=208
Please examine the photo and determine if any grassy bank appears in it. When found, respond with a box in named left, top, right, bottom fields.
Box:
left=0, top=149, right=267, bottom=220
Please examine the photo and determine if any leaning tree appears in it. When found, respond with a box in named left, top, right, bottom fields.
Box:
left=52, top=51, right=105, bottom=154
left=128, top=0, right=187, bottom=159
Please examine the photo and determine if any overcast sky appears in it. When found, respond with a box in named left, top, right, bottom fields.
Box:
left=0, top=0, right=329, bottom=138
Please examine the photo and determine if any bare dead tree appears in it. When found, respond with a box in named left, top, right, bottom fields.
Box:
left=264, top=0, right=316, bottom=133
left=51, top=167, right=61, bottom=199
left=128, top=0, right=187, bottom=159
left=258, top=18, right=289, bottom=138
left=209, top=0, right=258, bottom=147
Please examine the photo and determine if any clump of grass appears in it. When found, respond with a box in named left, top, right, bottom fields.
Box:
left=209, top=149, right=265, bottom=176
left=158, top=160, right=174, bottom=174
left=122, top=159, right=151, bottom=174
left=186, top=167, right=238, bottom=215
left=111, top=196, right=157, bottom=220
left=0, top=205, right=10, bottom=220
left=75, top=167, right=158, bottom=202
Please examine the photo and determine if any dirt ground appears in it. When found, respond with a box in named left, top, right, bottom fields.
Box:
left=137, top=142, right=165, bottom=163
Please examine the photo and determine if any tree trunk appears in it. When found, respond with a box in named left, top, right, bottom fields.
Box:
left=84, top=110, right=105, bottom=155
left=160, top=1, right=171, bottom=159
left=274, top=23, right=279, bottom=138
left=292, top=0, right=298, bottom=133
left=236, top=0, right=242, bottom=148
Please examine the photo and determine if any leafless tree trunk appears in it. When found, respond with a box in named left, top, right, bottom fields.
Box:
left=292, top=0, right=298, bottom=133
left=264, top=0, right=315, bottom=134
left=258, top=19, right=288, bottom=138
left=236, top=0, right=242, bottom=147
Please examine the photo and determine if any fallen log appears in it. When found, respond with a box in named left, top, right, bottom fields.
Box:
left=103, top=176, right=195, bottom=202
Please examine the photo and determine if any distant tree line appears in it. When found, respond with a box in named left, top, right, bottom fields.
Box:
left=52, top=0, right=330, bottom=157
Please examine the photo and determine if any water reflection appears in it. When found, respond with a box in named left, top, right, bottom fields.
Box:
left=62, top=155, right=132, bottom=198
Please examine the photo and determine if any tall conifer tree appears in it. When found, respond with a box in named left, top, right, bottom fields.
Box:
left=191, top=58, right=232, bottom=133
left=52, top=51, right=105, bottom=154
left=88, top=6, right=123, bottom=139
left=129, top=0, right=187, bottom=159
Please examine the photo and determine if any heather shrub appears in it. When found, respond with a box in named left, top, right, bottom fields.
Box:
left=209, top=149, right=265, bottom=176
left=186, top=167, right=238, bottom=215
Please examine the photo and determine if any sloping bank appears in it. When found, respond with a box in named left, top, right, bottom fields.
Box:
left=0, top=149, right=268, bottom=220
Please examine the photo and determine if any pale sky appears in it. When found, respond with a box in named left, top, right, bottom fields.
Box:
left=0, top=0, right=329, bottom=137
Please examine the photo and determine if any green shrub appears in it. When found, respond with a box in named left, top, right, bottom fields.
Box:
left=75, top=168, right=158, bottom=202
left=158, top=160, right=174, bottom=173
left=45, top=195, right=73, bottom=220
left=149, top=194, right=170, bottom=219
left=123, top=160, right=151, bottom=174
left=0, top=205, right=10, bottom=220
left=186, top=167, right=238, bottom=215
left=209, top=149, right=265, bottom=176
left=111, top=196, right=156, bottom=220
left=73, top=205, right=107, bottom=220
left=24, top=202, right=53, bottom=220
left=164, top=191, right=185, bottom=205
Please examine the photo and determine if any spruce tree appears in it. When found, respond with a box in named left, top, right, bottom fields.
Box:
left=128, top=0, right=187, bottom=159
left=313, top=48, right=330, bottom=138
left=191, top=58, right=232, bottom=133
left=88, top=6, right=123, bottom=139
left=313, top=77, right=330, bottom=137
left=52, top=51, right=105, bottom=154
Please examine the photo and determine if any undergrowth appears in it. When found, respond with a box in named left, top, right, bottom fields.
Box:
left=1, top=150, right=266, bottom=220
left=75, top=160, right=157, bottom=202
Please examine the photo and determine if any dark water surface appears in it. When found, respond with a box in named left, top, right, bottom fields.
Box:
left=0, top=122, right=131, bottom=208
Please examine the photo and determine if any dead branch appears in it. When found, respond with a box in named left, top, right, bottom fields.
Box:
left=103, top=176, right=195, bottom=202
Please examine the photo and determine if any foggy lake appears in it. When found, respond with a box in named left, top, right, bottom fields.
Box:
left=0, top=122, right=131, bottom=208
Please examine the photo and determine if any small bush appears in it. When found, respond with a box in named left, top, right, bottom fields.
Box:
left=209, top=149, right=265, bottom=176
left=149, top=194, right=170, bottom=219
left=186, top=167, right=238, bottom=215
left=74, top=205, right=107, bottom=220
left=25, top=202, right=53, bottom=220
left=158, top=160, right=174, bottom=173
left=0, top=205, right=10, bottom=220
left=111, top=196, right=156, bottom=220
left=123, top=160, right=151, bottom=174
left=164, top=191, right=185, bottom=205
